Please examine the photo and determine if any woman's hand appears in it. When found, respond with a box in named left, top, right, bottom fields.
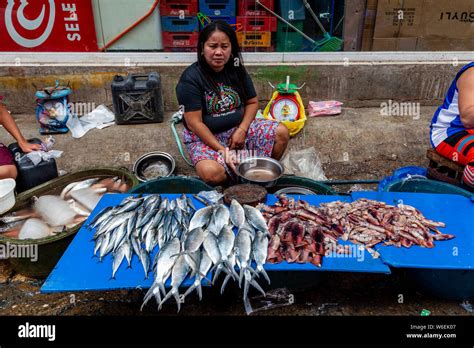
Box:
left=228, top=127, right=246, bottom=150
left=19, top=141, right=41, bottom=153
left=223, top=147, right=239, bottom=174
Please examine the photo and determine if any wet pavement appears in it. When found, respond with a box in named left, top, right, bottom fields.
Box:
left=0, top=260, right=471, bottom=316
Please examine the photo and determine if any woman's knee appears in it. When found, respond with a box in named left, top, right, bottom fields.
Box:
left=0, top=165, right=17, bottom=180
left=197, top=162, right=226, bottom=185
left=276, top=124, right=290, bottom=144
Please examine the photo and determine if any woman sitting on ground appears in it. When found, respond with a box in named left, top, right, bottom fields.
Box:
left=430, top=62, right=474, bottom=191
left=176, top=20, right=289, bottom=186
left=0, top=103, right=41, bottom=179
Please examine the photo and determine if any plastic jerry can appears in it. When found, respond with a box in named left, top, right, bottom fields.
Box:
left=8, top=138, right=58, bottom=193
left=111, top=72, right=165, bottom=125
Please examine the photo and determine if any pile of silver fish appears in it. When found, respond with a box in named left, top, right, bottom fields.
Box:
left=88, top=195, right=271, bottom=312
left=142, top=199, right=270, bottom=312
left=0, top=176, right=128, bottom=240
left=262, top=195, right=454, bottom=266
left=88, top=194, right=195, bottom=279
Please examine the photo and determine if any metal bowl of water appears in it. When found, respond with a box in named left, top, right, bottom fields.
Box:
left=236, top=157, right=284, bottom=188
left=133, top=152, right=175, bottom=182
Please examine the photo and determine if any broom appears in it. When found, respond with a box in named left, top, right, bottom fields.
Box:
left=302, top=0, right=343, bottom=52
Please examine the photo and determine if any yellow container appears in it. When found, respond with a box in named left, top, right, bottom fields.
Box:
left=237, top=31, right=272, bottom=47
left=263, top=90, right=307, bottom=137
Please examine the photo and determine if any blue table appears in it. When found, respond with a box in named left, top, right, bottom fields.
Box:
left=41, top=192, right=473, bottom=293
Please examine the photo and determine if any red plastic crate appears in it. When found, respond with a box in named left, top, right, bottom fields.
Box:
left=237, top=16, right=277, bottom=32
left=162, top=32, right=199, bottom=48
left=238, top=0, right=274, bottom=16
left=164, top=47, right=197, bottom=52
left=160, top=0, right=198, bottom=16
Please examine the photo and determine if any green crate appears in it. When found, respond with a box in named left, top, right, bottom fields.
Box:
left=276, top=20, right=305, bottom=52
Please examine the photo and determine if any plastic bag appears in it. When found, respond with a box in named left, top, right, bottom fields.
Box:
left=281, top=147, right=327, bottom=181
left=197, top=190, right=223, bottom=205
left=66, top=104, right=115, bottom=138
left=308, top=100, right=342, bottom=117
left=245, top=288, right=294, bottom=315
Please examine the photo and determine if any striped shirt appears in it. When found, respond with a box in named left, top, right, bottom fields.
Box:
left=430, top=62, right=474, bottom=148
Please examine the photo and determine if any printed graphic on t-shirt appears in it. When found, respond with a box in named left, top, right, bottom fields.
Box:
left=205, top=83, right=241, bottom=117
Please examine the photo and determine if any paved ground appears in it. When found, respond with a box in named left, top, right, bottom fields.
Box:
left=0, top=106, right=472, bottom=317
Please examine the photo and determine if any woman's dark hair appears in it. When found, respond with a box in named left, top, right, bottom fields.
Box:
left=197, top=20, right=249, bottom=101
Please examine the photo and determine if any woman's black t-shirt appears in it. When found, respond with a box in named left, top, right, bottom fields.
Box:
left=176, top=62, right=257, bottom=134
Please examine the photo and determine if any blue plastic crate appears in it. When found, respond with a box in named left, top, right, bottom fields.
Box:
left=200, top=16, right=236, bottom=29
left=161, top=16, right=199, bottom=32
left=199, top=0, right=236, bottom=17
left=279, top=0, right=305, bottom=20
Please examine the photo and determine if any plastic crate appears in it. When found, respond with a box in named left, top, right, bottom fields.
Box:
left=241, top=44, right=275, bottom=52
left=161, top=16, right=199, bottom=32
left=276, top=20, right=304, bottom=51
left=162, top=32, right=199, bottom=48
left=160, top=0, right=198, bottom=16
left=200, top=16, right=236, bottom=29
left=237, top=31, right=272, bottom=47
left=238, top=0, right=274, bottom=16
left=164, top=47, right=197, bottom=52
left=237, top=16, right=277, bottom=32
left=199, top=0, right=236, bottom=17
left=111, top=72, right=164, bottom=125
left=279, top=0, right=305, bottom=20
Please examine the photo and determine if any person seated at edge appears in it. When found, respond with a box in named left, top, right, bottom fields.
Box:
left=176, top=20, right=290, bottom=186
left=0, top=102, right=41, bottom=179
left=430, top=61, right=474, bottom=191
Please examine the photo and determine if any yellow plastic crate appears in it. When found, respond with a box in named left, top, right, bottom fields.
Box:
left=237, top=31, right=272, bottom=47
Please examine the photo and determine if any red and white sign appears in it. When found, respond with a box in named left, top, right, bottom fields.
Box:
left=0, top=0, right=98, bottom=51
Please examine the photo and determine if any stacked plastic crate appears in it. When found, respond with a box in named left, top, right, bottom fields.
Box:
left=199, top=0, right=236, bottom=29
left=276, top=0, right=306, bottom=52
left=237, top=0, right=276, bottom=52
left=161, top=0, right=199, bottom=52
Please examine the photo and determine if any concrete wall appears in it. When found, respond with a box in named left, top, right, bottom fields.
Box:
left=0, top=52, right=472, bottom=114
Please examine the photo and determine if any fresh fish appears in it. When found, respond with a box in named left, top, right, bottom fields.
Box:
left=0, top=212, right=36, bottom=224
left=123, top=240, right=133, bottom=268
left=93, top=234, right=104, bottom=257
left=142, top=237, right=181, bottom=311
left=114, top=198, right=143, bottom=215
left=60, top=178, right=100, bottom=199
left=183, top=227, right=207, bottom=253
left=211, top=204, right=230, bottom=235
left=112, top=222, right=128, bottom=252
left=159, top=197, right=169, bottom=211
left=234, top=229, right=260, bottom=298
left=130, top=235, right=141, bottom=257
left=252, top=231, right=270, bottom=284
left=98, top=231, right=111, bottom=262
left=126, top=211, right=138, bottom=238
left=87, top=206, right=113, bottom=228
left=98, top=211, right=134, bottom=236
left=177, top=194, right=188, bottom=212
left=188, top=206, right=213, bottom=231
left=138, top=248, right=150, bottom=279
left=186, top=195, right=196, bottom=212
left=230, top=199, right=245, bottom=227
left=243, top=205, right=268, bottom=232
left=183, top=249, right=213, bottom=301
left=111, top=244, right=127, bottom=279
left=214, top=225, right=238, bottom=282
left=159, top=254, right=190, bottom=312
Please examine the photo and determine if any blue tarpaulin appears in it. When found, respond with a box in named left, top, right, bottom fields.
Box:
left=41, top=191, right=473, bottom=293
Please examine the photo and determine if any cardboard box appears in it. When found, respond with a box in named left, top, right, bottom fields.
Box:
left=371, top=0, right=474, bottom=50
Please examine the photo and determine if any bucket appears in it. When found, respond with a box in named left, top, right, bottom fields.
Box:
left=385, top=177, right=474, bottom=300
left=269, top=175, right=337, bottom=195
left=130, top=176, right=212, bottom=194
left=384, top=178, right=472, bottom=198
left=0, top=178, right=16, bottom=214
left=0, top=167, right=140, bottom=278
